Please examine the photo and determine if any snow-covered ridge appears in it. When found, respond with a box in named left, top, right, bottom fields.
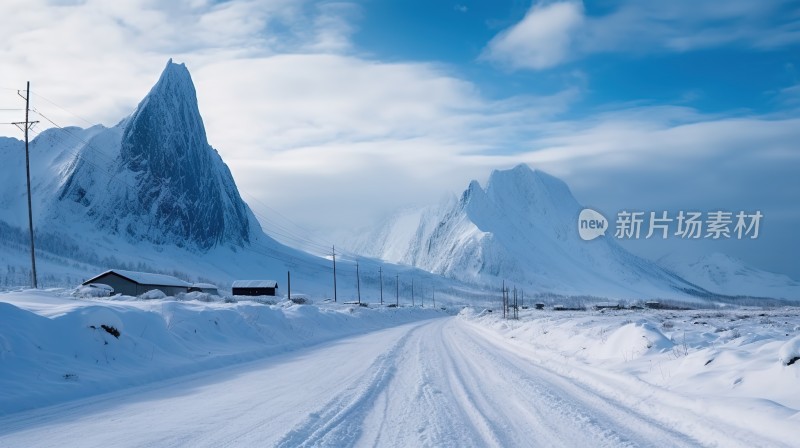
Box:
left=348, top=164, right=707, bottom=300
left=660, top=252, right=800, bottom=300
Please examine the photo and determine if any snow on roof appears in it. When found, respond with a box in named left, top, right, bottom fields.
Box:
left=232, top=280, right=277, bottom=288
left=191, top=283, right=218, bottom=289
left=86, top=269, right=191, bottom=287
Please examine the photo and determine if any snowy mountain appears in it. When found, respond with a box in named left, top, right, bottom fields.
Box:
left=55, top=60, right=253, bottom=249
left=660, top=253, right=800, bottom=300
left=348, top=164, right=707, bottom=299
left=0, top=60, right=463, bottom=299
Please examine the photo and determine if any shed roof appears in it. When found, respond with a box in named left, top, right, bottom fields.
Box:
left=84, top=269, right=191, bottom=288
left=191, top=283, right=218, bottom=289
left=232, top=280, right=278, bottom=288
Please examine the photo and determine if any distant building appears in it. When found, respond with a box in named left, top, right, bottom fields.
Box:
left=232, top=280, right=278, bottom=296
left=82, top=269, right=191, bottom=297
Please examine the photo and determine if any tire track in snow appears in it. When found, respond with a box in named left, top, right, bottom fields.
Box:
left=464, top=320, right=792, bottom=448
left=363, top=323, right=492, bottom=447
left=274, top=323, right=421, bottom=448
left=445, top=326, right=692, bottom=447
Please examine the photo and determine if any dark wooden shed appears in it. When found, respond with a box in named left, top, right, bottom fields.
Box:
left=232, top=280, right=278, bottom=296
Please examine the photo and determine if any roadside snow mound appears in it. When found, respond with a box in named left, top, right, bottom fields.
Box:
left=778, top=335, right=800, bottom=365
left=73, top=284, right=114, bottom=298
left=139, top=289, right=167, bottom=300
left=598, top=321, right=674, bottom=360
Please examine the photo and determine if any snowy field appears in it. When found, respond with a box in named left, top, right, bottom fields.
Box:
left=0, top=289, right=798, bottom=447
left=461, top=307, right=800, bottom=445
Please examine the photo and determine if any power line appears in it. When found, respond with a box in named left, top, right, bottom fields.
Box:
left=31, top=92, right=96, bottom=127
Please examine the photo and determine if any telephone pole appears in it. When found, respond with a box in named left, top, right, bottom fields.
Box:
left=332, top=245, right=337, bottom=302
left=411, top=278, right=415, bottom=307
left=379, top=266, right=383, bottom=305
left=502, top=280, right=506, bottom=319
left=12, top=82, right=38, bottom=289
left=395, top=274, right=399, bottom=306
left=356, top=260, right=361, bottom=304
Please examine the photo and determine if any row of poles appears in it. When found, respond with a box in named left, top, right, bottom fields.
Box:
left=329, top=245, right=435, bottom=308
left=502, top=280, right=524, bottom=319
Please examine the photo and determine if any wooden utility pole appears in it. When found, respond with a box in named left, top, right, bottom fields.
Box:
left=395, top=274, right=399, bottom=306
left=287, top=271, right=291, bottom=301
left=12, top=82, right=38, bottom=289
left=356, top=260, right=361, bottom=304
left=379, top=266, right=383, bottom=305
left=502, top=280, right=506, bottom=319
left=411, top=278, right=415, bottom=307
left=332, top=245, right=337, bottom=302
left=432, top=288, right=435, bottom=309
left=513, top=286, right=518, bottom=319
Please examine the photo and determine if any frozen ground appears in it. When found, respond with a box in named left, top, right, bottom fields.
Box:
left=0, top=290, right=798, bottom=447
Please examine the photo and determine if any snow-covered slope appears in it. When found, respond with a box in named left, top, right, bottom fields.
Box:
left=349, top=164, right=706, bottom=299
left=0, top=60, right=469, bottom=300
left=660, top=253, right=800, bottom=300
left=54, top=60, right=254, bottom=249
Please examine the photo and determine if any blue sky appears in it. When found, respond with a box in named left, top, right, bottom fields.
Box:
left=352, top=0, right=800, bottom=115
left=0, top=0, right=798, bottom=278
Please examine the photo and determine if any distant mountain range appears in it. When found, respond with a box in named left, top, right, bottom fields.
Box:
left=345, top=164, right=800, bottom=301
left=0, top=60, right=796, bottom=302
left=660, top=252, right=800, bottom=300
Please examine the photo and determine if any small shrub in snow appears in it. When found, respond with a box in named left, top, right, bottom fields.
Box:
left=101, top=324, right=121, bottom=339
left=778, top=335, right=800, bottom=366
left=139, top=289, right=166, bottom=300
left=88, top=324, right=121, bottom=338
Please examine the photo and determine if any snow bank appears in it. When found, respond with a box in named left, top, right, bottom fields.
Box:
left=778, top=335, right=800, bottom=365
left=0, top=289, right=444, bottom=416
left=461, top=307, right=800, bottom=411
left=597, top=321, right=674, bottom=360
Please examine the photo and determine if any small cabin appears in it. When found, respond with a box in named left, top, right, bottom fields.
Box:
left=82, top=269, right=191, bottom=297
left=232, top=280, right=278, bottom=296
left=595, top=302, right=621, bottom=310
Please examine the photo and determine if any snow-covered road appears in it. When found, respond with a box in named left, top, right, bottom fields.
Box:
left=0, top=317, right=789, bottom=447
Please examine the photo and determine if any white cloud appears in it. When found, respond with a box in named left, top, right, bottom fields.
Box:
left=483, top=0, right=800, bottom=71
left=482, top=1, right=584, bottom=70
